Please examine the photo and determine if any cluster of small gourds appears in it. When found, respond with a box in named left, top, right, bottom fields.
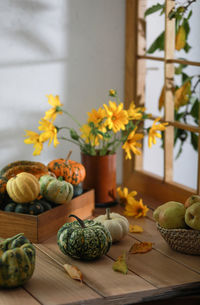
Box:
left=0, top=159, right=86, bottom=215
left=0, top=159, right=131, bottom=289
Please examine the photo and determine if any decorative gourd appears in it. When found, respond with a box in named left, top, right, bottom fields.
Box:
left=73, top=183, right=83, bottom=197
left=0, top=176, right=8, bottom=205
left=4, top=202, right=17, bottom=212
left=4, top=199, right=52, bottom=215
left=1, top=160, right=49, bottom=180
left=0, top=233, right=35, bottom=288
left=6, top=172, right=40, bottom=204
left=48, top=159, right=86, bottom=185
left=94, top=208, right=129, bottom=242
left=39, top=175, right=73, bottom=204
left=57, top=214, right=112, bottom=260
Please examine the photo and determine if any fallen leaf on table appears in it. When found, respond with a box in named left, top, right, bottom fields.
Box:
left=112, top=252, right=128, bottom=274
left=129, top=242, right=152, bottom=254
left=129, top=224, right=143, bottom=233
left=63, top=263, right=83, bottom=282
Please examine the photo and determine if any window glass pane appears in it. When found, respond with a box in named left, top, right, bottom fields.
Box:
left=174, top=131, right=198, bottom=190
left=146, top=0, right=165, bottom=57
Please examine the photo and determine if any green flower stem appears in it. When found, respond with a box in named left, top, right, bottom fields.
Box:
left=58, top=136, right=80, bottom=146
left=62, top=110, right=82, bottom=127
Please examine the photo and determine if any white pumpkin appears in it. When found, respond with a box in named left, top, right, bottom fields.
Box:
left=94, top=208, right=129, bottom=242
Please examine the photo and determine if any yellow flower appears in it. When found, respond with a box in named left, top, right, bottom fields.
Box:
left=80, top=124, right=100, bottom=146
left=148, top=117, right=168, bottom=148
left=122, top=127, right=144, bottom=160
left=87, top=107, right=106, bottom=125
left=38, top=118, right=59, bottom=147
left=117, top=186, right=137, bottom=206
left=124, top=198, right=149, bottom=218
left=104, top=101, right=128, bottom=133
left=127, top=102, right=145, bottom=120
left=44, top=94, right=63, bottom=122
left=24, top=130, right=43, bottom=156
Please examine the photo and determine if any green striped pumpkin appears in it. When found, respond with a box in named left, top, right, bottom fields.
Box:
left=57, top=215, right=112, bottom=260
left=0, top=234, right=35, bottom=288
left=39, top=175, right=73, bottom=204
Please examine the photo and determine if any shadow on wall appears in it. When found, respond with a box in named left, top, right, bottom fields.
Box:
left=0, top=0, right=125, bottom=185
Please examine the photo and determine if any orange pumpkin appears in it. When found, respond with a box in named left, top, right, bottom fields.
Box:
left=47, top=159, right=86, bottom=185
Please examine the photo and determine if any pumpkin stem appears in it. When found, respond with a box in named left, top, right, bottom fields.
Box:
left=106, top=208, right=111, bottom=220
left=65, top=150, right=72, bottom=163
left=69, top=214, right=86, bottom=228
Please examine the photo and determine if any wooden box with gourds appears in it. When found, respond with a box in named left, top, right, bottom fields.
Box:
left=0, top=158, right=95, bottom=243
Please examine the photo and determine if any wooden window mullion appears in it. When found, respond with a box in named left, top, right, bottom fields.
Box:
left=164, top=0, right=175, bottom=183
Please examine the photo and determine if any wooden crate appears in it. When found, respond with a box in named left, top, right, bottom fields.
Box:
left=0, top=189, right=95, bottom=243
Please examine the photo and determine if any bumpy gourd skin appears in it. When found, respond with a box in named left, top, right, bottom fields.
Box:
left=57, top=219, right=112, bottom=260
left=0, top=234, right=35, bottom=288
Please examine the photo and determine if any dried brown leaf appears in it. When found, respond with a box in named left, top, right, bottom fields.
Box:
left=63, top=263, right=83, bottom=282
left=129, top=242, right=152, bottom=254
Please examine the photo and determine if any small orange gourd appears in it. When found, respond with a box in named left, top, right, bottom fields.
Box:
left=48, top=159, right=86, bottom=185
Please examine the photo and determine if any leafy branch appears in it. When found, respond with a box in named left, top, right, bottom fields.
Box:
left=145, top=0, right=199, bottom=158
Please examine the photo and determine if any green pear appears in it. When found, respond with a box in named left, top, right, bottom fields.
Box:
left=184, top=195, right=200, bottom=209
left=153, top=201, right=186, bottom=229
left=185, top=202, right=200, bottom=230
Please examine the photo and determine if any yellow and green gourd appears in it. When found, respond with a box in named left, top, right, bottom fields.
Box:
left=57, top=214, right=112, bottom=260
left=0, top=233, right=35, bottom=288
left=39, top=175, right=73, bottom=204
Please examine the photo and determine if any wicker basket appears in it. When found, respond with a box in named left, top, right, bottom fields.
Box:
left=156, top=223, right=200, bottom=255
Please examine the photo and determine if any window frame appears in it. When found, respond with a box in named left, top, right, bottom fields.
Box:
left=123, top=0, right=200, bottom=204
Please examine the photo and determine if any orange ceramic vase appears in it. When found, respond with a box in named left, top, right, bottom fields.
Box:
left=81, top=153, right=117, bottom=207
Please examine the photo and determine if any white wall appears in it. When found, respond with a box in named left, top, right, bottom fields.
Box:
left=0, top=0, right=125, bottom=183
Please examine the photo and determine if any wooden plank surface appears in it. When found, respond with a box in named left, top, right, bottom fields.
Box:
left=0, top=289, right=40, bottom=305
left=37, top=236, right=155, bottom=297
left=24, top=248, right=100, bottom=305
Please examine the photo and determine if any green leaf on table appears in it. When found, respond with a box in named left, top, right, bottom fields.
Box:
left=147, top=31, right=164, bottom=54
left=144, top=3, right=165, bottom=17
left=112, top=252, right=128, bottom=275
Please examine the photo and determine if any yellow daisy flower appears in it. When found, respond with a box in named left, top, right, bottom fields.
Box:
left=44, top=94, right=63, bottom=122
left=24, top=130, right=43, bottom=156
left=122, top=127, right=144, bottom=160
left=127, top=102, right=146, bottom=120
left=87, top=107, right=106, bottom=125
left=80, top=124, right=100, bottom=146
left=124, top=198, right=149, bottom=218
left=117, top=186, right=137, bottom=206
left=38, top=118, right=59, bottom=147
left=148, top=117, right=168, bottom=148
left=104, top=101, right=128, bottom=133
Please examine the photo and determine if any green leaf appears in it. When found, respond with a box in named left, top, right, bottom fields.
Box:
left=168, top=9, right=176, bottom=20
left=175, top=63, right=188, bottom=75
left=182, top=72, right=190, bottom=83
left=184, top=42, right=191, bottom=53
left=191, top=132, right=198, bottom=151
left=144, top=4, right=165, bottom=17
left=147, top=31, right=165, bottom=54
left=190, top=99, right=199, bottom=121
left=70, top=128, right=79, bottom=141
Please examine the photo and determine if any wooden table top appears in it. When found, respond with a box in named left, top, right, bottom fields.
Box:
left=1, top=202, right=200, bottom=305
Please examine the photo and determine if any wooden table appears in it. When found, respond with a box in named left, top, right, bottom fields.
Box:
left=1, top=202, right=200, bottom=305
